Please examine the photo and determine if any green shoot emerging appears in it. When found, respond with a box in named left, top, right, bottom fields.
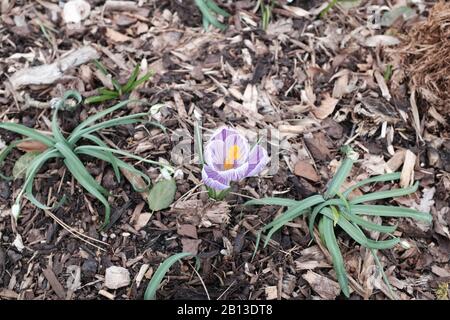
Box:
left=0, top=91, right=172, bottom=230
left=245, top=146, right=432, bottom=298
left=85, top=61, right=153, bottom=104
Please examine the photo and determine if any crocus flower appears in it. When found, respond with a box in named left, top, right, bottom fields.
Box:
left=202, top=127, right=269, bottom=191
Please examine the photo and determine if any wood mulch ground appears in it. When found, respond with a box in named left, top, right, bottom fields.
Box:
left=0, top=0, right=449, bottom=300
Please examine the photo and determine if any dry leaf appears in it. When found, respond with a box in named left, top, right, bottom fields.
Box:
left=106, top=28, right=132, bottom=42
left=16, top=140, right=48, bottom=152
left=181, top=238, right=201, bottom=256
left=294, top=160, right=320, bottom=182
left=312, top=93, right=338, bottom=120
left=177, top=224, right=198, bottom=239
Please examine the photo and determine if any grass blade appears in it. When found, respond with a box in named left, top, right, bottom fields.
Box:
left=349, top=182, right=419, bottom=205
left=341, top=209, right=397, bottom=234
left=121, top=64, right=141, bottom=93
left=144, top=252, right=193, bottom=300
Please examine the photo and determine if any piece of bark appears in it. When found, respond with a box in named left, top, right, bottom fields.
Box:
left=302, top=270, right=341, bottom=299
left=42, top=267, right=66, bottom=299
left=10, top=46, right=99, bottom=88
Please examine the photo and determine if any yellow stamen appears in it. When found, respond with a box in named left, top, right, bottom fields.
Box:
left=223, top=145, right=240, bottom=170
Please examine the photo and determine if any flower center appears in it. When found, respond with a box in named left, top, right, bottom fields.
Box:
left=223, top=145, right=240, bottom=170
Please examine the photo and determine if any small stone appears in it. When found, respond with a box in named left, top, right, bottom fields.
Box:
left=81, top=259, right=98, bottom=278
left=105, top=266, right=130, bottom=289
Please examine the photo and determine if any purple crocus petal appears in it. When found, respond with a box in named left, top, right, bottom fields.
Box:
left=202, top=165, right=230, bottom=190
left=217, top=162, right=249, bottom=182
left=204, top=140, right=226, bottom=171
left=245, top=145, right=269, bottom=177
left=210, top=126, right=240, bottom=142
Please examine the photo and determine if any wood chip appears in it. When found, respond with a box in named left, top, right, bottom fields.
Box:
left=400, top=150, right=417, bottom=187
left=9, top=46, right=99, bottom=88
left=42, top=267, right=66, bottom=299
left=302, top=270, right=341, bottom=299
left=98, top=289, right=116, bottom=300
left=265, top=286, right=278, bottom=300
left=105, top=266, right=131, bottom=289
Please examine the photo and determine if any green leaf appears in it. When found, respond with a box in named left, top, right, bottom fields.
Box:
left=195, top=0, right=227, bottom=30
left=121, top=64, right=141, bottom=93
left=144, top=252, right=193, bottom=300
left=148, top=179, right=177, bottom=211
left=349, top=182, right=419, bottom=205
left=320, top=216, right=350, bottom=297
left=324, top=146, right=358, bottom=199
left=342, top=172, right=401, bottom=198
left=84, top=95, right=117, bottom=104
left=351, top=204, right=432, bottom=222
left=0, top=123, right=55, bottom=147
left=308, top=199, right=344, bottom=239
left=245, top=197, right=300, bottom=207
left=13, top=152, right=41, bottom=179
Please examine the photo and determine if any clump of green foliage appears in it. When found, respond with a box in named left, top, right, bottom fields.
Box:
left=246, top=146, right=432, bottom=298
left=194, top=0, right=230, bottom=31
left=85, top=61, right=153, bottom=104
left=0, top=91, right=171, bottom=229
left=258, top=0, right=276, bottom=31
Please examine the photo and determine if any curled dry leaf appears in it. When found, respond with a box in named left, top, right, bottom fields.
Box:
left=16, top=140, right=48, bottom=152
left=311, top=93, right=339, bottom=120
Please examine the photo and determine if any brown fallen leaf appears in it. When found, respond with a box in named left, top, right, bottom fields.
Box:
left=106, top=28, right=132, bottom=42
left=302, top=270, right=341, bottom=299
left=311, top=93, right=339, bottom=120
left=16, top=140, right=48, bottom=152
left=177, top=224, right=198, bottom=239
left=294, top=160, right=320, bottom=182
left=181, top=238, right=202, bottom=256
